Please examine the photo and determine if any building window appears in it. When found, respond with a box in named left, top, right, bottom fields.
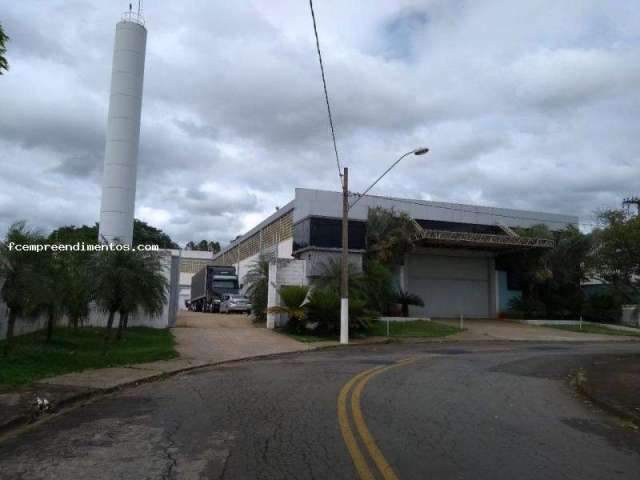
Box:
left=293, top=217, right=366, bottom=252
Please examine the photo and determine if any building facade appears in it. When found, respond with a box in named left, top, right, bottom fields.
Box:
left=212, top=188, right=578, bottom=321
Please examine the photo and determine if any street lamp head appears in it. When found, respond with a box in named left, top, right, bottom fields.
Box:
left=413, top=147, right=429, bottom=156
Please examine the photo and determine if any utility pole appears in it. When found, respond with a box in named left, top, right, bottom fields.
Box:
left=340, top=167, right=349, bottom=344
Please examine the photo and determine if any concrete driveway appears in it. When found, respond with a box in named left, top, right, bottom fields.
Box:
left=172, top=311, right=315, bottom=363
left=438, top=318, right=639, bottom=342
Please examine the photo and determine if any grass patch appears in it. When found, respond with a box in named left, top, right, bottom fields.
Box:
left=549, top=324, right=640, bottom=337
left=0, top=327, right=177, bottom=388
left=369, top=319, right=462, bottom=338
left=285, top=332, right=338, bottom=343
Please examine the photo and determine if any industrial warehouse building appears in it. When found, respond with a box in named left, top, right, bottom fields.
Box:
left=211, top=188, right=578, bottom=321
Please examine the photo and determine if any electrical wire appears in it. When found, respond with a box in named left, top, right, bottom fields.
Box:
left=309, top=0, right=343, bottom=184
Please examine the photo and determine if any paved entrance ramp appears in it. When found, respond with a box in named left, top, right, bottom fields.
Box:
left=173, top=311, right=314, bottom=363
left=438, top=318, right=639, bottom=342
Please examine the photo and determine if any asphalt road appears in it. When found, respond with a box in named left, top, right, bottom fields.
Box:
left=2, top=342, right=640, bottom=480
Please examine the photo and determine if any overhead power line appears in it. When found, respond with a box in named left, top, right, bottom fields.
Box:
left=309, top=0, right=342, bottom=184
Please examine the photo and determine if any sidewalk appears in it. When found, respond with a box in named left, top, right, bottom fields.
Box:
left=436, top=318, right=640, bottom=342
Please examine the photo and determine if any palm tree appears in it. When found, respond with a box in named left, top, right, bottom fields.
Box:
left=91, top=249, right=126, bottom=339
left=117, top=251, right=168, bottom=339
left=0, top=222, right=42, bottom=352
left=61, top=252, right=92, bottom=329
left=244, top=256, right=270, bottom=323
left=267, top=285, right=309, bottom=332
left=366, top=207, right=421, bottom=266
left=92, top=249, right=168, bottom=341
left=38, top=248, right=68, bottom=342
left=394, top=289, right=424, bottom=317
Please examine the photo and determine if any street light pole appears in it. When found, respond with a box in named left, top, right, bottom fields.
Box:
left=339, top=147, right=429, bottom=345
left=340, top=167, right=349, bottom=344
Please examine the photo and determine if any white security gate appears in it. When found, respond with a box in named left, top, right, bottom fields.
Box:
left=407, top=254, right=490, bottom=318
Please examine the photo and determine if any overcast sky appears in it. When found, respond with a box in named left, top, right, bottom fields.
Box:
left=1, top=1, right=639, bottom=245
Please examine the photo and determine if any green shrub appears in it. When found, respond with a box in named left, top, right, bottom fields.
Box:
left=268, top=285, right=309, bottom=333
left=305, top=286, right=376, bottom=335
left=393, top=289, right=424, bottom=317
left=245, top=257, right=269, bottom=323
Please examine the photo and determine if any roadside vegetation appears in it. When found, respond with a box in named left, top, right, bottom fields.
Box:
left=1, top=220, right=173, bottom=379
left=500, top=205, right=640, bottom=323
left=0, top=327, right=176, bottom=387
left=369, top=320, right=461, bottom=338
left=248, top=208, right=434, bottom=340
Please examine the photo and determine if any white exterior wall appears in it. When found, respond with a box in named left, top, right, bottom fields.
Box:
left=277, top=237, right=294, bottom=259
left=266, top=258, right=308, bottom=329
left=98, top=19, right=147, bottom=245
left=293, top=188, right=578, bottom=230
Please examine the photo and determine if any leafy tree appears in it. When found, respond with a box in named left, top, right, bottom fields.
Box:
left=267, top=285, right=309, bottom=333
left=51, top=220, right=179, bottom=249
left=499, top=224, right=590, bottom=319
left=132, top=220, right=179, bottom=249
left=590, top=208, right=640, bottom=302
left=244, top=256, right=270, bottom=323
left=185, top=240, right=221, bottom=252
left=0, top=222, right=42, bottom=352
left=366, top=207, right=421, bottom=265
left=49, top=224, right=98, bottom=245
left=0, top=23, right=9, bottom=75
left=394, top=289, right=424, bottom=317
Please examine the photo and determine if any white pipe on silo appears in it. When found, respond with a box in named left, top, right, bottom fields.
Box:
left=98, top=15, right=147, bottom=245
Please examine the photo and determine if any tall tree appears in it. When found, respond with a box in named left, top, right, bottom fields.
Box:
left=0, top=23, right=9, bottom=75
left=185, top=240, right=221, bottom=252
left=366, top=207, right=421, bottom=265
left=0, top=222, right=42, bottom=352
left=50, top=220, right=179, bottom=249
left=499, top=224, right=591, bottom=318
left=132, top=220, right=179, bottom=249
left=590, top=208, right=640, bottom=302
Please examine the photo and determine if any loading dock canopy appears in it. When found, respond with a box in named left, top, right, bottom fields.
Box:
left=411, top=221, right=554, bottom=251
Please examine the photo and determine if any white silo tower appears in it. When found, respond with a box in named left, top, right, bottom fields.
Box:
left=98, top=5, right=147, bottom=245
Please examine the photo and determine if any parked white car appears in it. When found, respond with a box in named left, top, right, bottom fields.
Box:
left=219, top=294, right=252, bottom=314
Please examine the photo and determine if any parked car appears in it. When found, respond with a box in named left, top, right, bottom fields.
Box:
left=219, top=294, right=252, bottom=314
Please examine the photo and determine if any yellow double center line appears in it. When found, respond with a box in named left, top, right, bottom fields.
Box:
left=338, top=358, right=417, bottom=480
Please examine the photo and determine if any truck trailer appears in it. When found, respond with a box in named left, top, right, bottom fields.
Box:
left=189, top=265, right=239, bottom=313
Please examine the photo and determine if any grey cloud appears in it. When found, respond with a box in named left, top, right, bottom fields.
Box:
left=1, top=0, right=640, bottom=244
